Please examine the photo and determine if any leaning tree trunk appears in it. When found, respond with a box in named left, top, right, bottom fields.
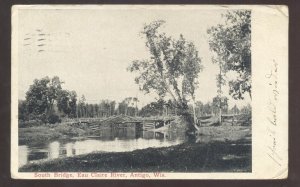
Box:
left=192, top=98, right=200, bottom=131
left=218, top=61, right=223, bottom=126
left=178, top=102, right=198, bottom=133
left=218, top=96, right=222, bottom=126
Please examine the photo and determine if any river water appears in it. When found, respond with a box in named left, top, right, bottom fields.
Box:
left=19, top=127, right=187, bottom=168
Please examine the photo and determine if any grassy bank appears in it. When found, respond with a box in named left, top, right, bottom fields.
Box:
left=196, top=126, right=251, bottom=143
left=19, top=138, right=251, bottom=172
left=19, top=123, right=92, bottom=145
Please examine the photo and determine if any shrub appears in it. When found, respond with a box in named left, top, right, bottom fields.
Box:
left=47, top=114, right=61, bottom=124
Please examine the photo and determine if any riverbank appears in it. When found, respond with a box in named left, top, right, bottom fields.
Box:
left=19, top=123, right=92, bottom=145
left=19, top=125, right=251, bottom=172
left=19, top=137, right=251, bottom=172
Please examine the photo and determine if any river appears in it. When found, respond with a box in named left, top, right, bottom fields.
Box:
left=18, top=127, right=187, bottom=168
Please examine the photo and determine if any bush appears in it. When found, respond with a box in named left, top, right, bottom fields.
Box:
left=47, top=114, right=61, bottom=124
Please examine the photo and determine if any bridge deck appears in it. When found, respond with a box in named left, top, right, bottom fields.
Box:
left=69, top=116, right=175, bottom=131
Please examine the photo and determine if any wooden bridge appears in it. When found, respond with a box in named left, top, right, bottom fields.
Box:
left=69, top=113, right=249, bottom=130
left=141, top=118, right=174, bottom=130
left=69, top=115, right=175, bottom=131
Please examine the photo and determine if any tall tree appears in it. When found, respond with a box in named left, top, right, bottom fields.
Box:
left=208, top=10, right=251, bottom=100
left=230, top=104, right=240, bottom=115
left=117, top=101, right=126, bottom=115
left=128, top=20, right=203, bottom=131
left=24, top=76, right=76, bottom=123
left=48, top=76, right=64, bottom=113
left=203, top=102, right=212, bottom=116
left=57, top=90, right=71, bottom=116
left=68, top=91, right=77, bottom=118
left=26, top=77, right=50, bottom=119
left=195, top=101, right=204, bottom=117
left=123, top=97, right=132, bottom=116
left=240, top=104, right=251, bottom=114
left=132, top=97, right=139, bottom=116
left=109, top=101, right=116, bottom=116
left=18, top=100, right=29, bottom=121
left=212, top=96, right=228, bottom=117
left=78, top=95, right=86, bottom=118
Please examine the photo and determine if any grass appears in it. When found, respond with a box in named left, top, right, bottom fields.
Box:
left=196, top=126, right=251, bottom=143
left=19, top=123, right=91, bottom=145
left=19, top=138, right=251, bottom=172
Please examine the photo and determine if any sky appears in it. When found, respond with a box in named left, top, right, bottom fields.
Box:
left=17, top=6, right=251, bottom=109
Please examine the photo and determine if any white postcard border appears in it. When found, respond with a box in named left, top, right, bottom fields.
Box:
left=11, top=5, right=288, bottom=179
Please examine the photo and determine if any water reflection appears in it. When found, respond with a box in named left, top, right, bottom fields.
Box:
left=19, top=145, right=28, bottom=167
left=19, top=127, right=186, bottom=168
left=48, top=141, right=60, bottom=159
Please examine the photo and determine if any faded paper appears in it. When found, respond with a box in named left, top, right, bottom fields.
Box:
left=11, top=5, right=288, bottom=179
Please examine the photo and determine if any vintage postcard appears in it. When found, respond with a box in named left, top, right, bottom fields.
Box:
left=11, top=5, right=288, bottom=179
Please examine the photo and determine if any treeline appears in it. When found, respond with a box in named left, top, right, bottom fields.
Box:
left=193, top=97, right=251, bottom=117
left=19, top=76, right=251, bottom=126
left=138, top=97, right=251, bottom=118
left=76, top=96, right=139, bottom=118
left=18, top=76, right=140, bottom=123
left=18, top=76, right=144, bottom=123
left=74, top=97, right=251, bottom=118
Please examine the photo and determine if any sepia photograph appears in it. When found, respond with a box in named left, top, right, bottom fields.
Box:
left=11, top=5, right=288, bottom=179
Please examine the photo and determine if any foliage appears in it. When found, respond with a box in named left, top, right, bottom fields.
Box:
left=212, top=96, right=228, bottom=115
left=19, top=100, right=29, bottom=121
left=194, top=101, right=204, bottom=117
left=68, top=91, right=77, bottom=118
left=123, top=97, right=135, bottom=115
left=230, top=104, right=240, bottom=114
left=128, top=20, right=203, bottom=128
left=139, top=102, right=162, bottom=117
left=75, top=97, right=141, bottom=118
left=76, top=98, right=118, bottom=118
left=138, top=99, right=180, bottom=117
left=56, top=90, right=77, bottom=117
left=240, top=104, right=252, bottom=114
left=48, top=76, right=64, bottom=111
left=47, top=114, right=61, bottom=124
left=20, top=76, right=77, bottom=125
left=26, top=77, right=52, bottom=117
left=139, top=99, right=165, bottom=117
left=77, top=96, right=132, bottom=118
left=128, top=20, right=202, bottom=108
left=208, top=10, right=251, bottom=99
